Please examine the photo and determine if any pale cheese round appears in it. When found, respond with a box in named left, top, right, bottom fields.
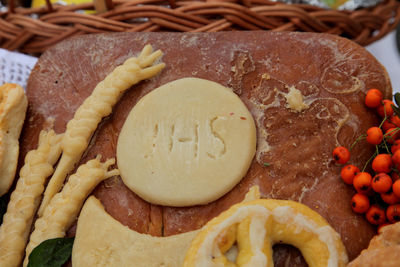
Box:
left=117, top=77, right=256, bottom=206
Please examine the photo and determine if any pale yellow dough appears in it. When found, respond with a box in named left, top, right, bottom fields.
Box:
left=72, top=186, right=261, bottom=267
left=0, top=83, right=28, bottom=196
left=0, top=130, right=62, bottom=267
left=23, top=156, right=119, bottom=267
left=38, top=44, right=165, bottom=216
left=117, top=77, right=257, bottom=206
left=183, top=199, right=348, bottom=267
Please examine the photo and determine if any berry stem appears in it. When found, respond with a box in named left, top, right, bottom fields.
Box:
left=379, top=116, right=387, bottom=128
left=350, top=134, right=367, bottom=151
left=363, top=151, right=378, bottom=172
left=381, top=138, right=391, bottom=154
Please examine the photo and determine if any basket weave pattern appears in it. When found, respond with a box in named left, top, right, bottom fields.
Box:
left=1, top=0, right=400, bottom=54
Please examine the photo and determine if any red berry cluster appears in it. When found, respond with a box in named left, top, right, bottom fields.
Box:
left=333, top=89, right=400, bottom=229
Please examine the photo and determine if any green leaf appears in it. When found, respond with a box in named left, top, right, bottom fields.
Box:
left=27, top=237, right=74, bottom=267
left=263, top=162, right=271, bottom=167
left=394, top=93, right=400, bottom=107
left=392, top=104, right=400, bottom=118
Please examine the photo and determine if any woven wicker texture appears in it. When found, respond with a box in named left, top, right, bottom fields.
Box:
left=1, top=0, right=400, bottom=54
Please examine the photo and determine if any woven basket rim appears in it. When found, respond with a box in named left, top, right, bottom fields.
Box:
left=1, top=0, right=400, bottom=54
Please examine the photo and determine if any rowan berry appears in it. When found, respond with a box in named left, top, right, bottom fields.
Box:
left=353, top=172, right=372, bottom=194
left=332, top=146, right=350, bottom=164
left=351, top=193, right=370, bottom=213
left=366, top=127, right=383, bottom=145
left=372, top=154, right=392, bottom=173
left=390, top=115, right=400, bottom=127
left=391, top=140, right=400, bottom=154
left=340, top=165, right=360, bottom=185
left=365, top=89, right=383, bottom=108
left=382, top=121, right=396, bottom=133
left=392, top=150, right=400, bottom=169
left=393, top=180, right=400, bottom=198
left=385, top=128, right=400, bottom=144
left=381, top=189, right=400, bottom=205
left=366, top=205, right=386, bottom=225
left=372, top=173, right=392, bottom=193
left=377, top=100, right=395, bottom=118
left=386, top=204, right=400, bottom=223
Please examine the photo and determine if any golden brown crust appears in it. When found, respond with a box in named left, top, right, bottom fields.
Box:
left=0, top=83, right=27, bottom=196
left=22, top=31, right=392, bottom=265
left=348, top=222, right=400, bottom=267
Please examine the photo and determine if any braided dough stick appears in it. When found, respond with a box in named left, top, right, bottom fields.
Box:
left=0, top=83, right=28, bottom=196
left=0, top=130, right=63, bottom=267
left=37, top=45, right=165, bottom=216
left=23, top=156, right=119, bottom=267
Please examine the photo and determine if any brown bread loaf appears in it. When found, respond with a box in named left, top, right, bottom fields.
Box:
left=21, top=31, right=392, bottom=265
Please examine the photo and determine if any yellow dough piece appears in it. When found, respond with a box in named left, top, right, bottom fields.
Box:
left=0, top=83, right=28, bottom=196
left=72, top=196, right=198, bottom=267
left=72, top=186, right=261, bottom=267
left=37, top=44, right=165, bottom=216
left=23, top=156, right=119, bottom=267
left=0, top=130, right=62, bottom=267
left=183, top=199, right=348, bottom=267
left=117, top=77, right=257, bottom=206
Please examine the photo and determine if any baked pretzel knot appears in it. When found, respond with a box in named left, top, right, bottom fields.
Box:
left=184, top=199, right=348, bottom=267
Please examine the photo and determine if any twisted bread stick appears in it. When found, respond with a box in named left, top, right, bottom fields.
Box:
left=24, top=156, right=119, bottom=267
left=38, top=45, right=164, bottom=215
left=0, top=130, right=63, bottom=267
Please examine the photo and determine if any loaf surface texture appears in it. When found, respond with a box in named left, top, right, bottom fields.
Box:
left=22, top=31, right=392, bottom=265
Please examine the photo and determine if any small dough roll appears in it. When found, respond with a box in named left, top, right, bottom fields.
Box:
left=117, top=77, right=256, bottom=207
left=183, top=199, right=348, bottom=267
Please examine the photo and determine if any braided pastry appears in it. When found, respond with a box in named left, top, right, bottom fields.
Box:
left=0, top=130, right=62, bottom=267
left=23, top=156, right=119, bottom=267
left=37, top=44, right=165, bottom=216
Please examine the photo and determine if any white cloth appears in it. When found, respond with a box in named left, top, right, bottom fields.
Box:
left=367, top=30, right=400, bottom=95
left=0, top=49, right=38, bottom=89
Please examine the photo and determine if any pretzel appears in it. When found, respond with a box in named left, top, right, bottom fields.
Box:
left=0, top=83, right=28, bottom=196
left=37, top=44, right=165, bottom=216
left=184, top=199, right=348, bottom=267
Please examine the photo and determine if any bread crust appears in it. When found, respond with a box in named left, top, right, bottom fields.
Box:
left=0, top=83, right=27, bottom=196
left=22, top=31, right=392, bottom=265
left=348, top=222, right=400, bottom=267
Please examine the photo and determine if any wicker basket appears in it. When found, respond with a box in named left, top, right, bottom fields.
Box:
left=1, top=0, right=400, bottom=54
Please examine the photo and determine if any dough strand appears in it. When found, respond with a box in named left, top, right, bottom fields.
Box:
left=0, top=130, right=63, bottom=267
left=23, top=156, right=119, bottom=267
left=37, top=44, right=164, bottom=216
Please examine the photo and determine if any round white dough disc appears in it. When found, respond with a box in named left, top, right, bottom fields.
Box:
left=117, top=77, right=256, bottom=207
